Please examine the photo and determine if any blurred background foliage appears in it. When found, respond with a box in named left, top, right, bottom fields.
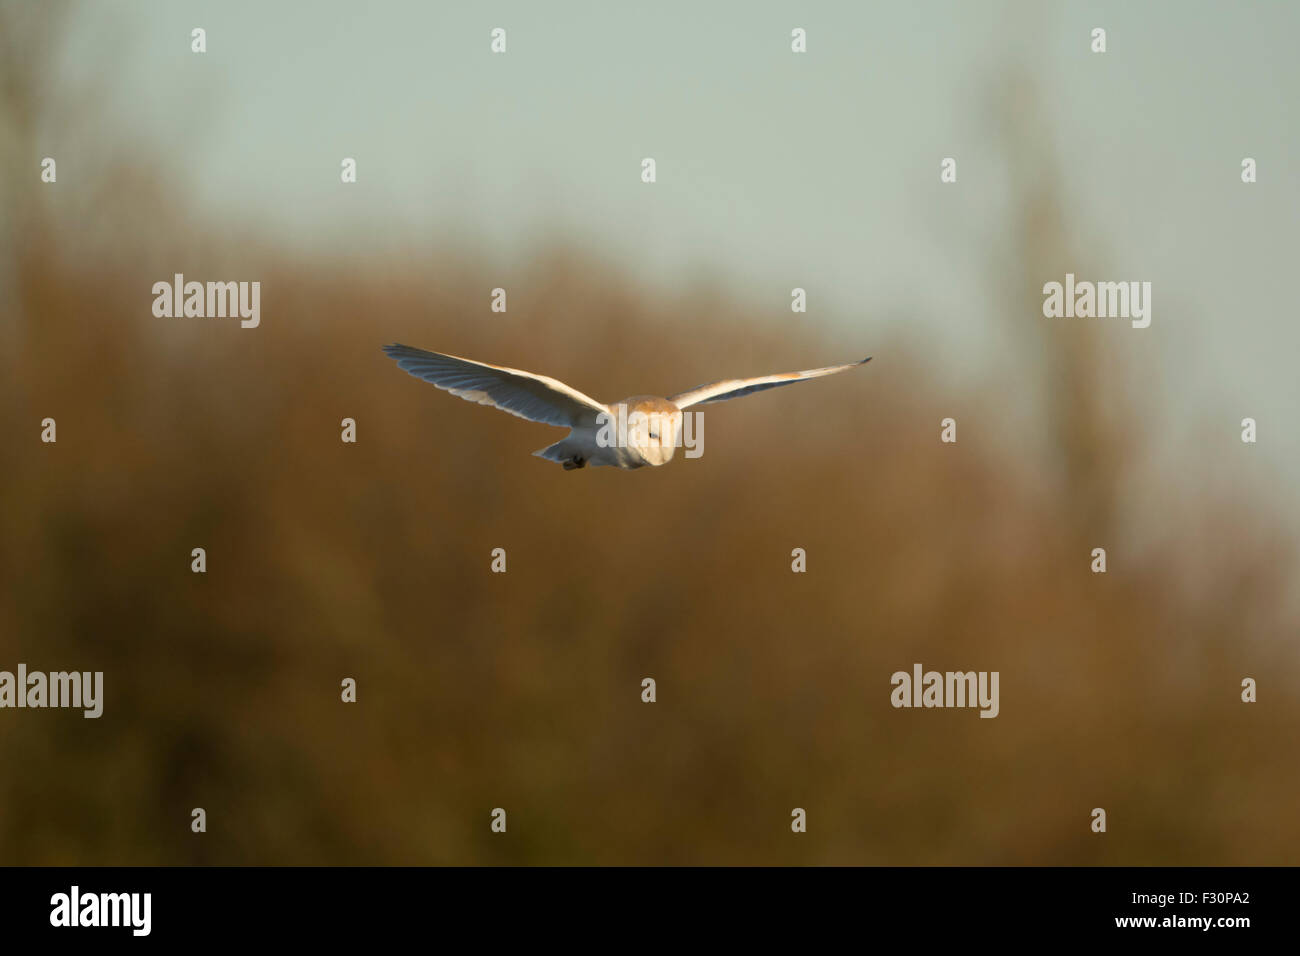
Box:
left=1, top=2, right=1297, bottom=864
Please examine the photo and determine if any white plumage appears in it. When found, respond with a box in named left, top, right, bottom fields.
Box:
left=382, top=344, right=870, bottom=470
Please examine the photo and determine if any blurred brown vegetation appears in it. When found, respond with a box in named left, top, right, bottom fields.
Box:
left=2, top=6, right=1297, bottom=865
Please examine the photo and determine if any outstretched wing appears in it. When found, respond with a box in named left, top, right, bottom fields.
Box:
left=669, top=357, right=871, bottom=409
left=382, top=344, right=608, bottom=427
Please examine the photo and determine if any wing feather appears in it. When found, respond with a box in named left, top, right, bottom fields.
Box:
left=670, top=357, right=871, bottom=408
left=382, top=344, right=607, bottom=427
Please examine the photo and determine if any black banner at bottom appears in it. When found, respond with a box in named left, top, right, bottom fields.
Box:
left=0, top=866, right=1284, bottom=942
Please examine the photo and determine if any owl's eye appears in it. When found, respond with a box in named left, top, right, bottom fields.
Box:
left=649, top=431, right=659, bottom=440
